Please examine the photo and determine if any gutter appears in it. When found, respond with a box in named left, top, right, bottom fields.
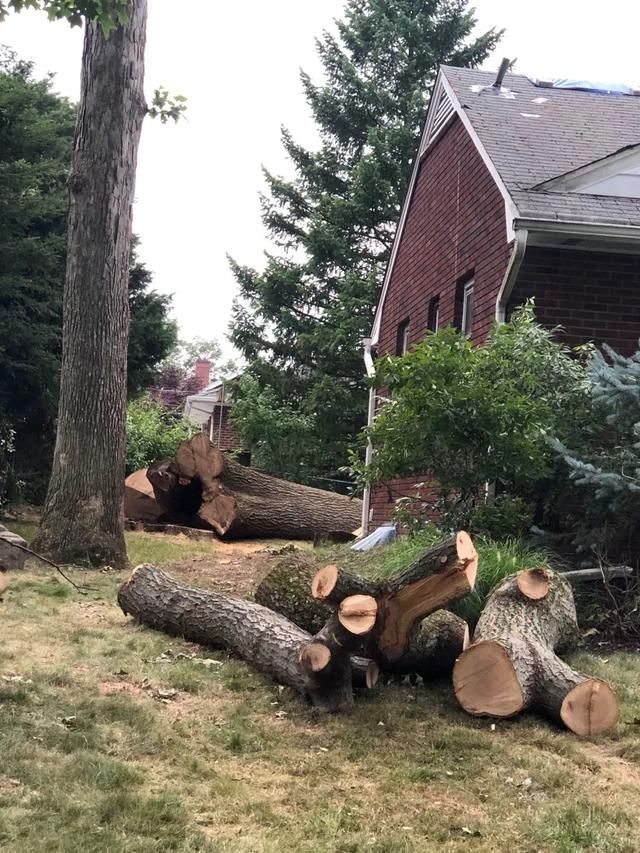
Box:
left=514, top=217, right=640, bottom=243
left=495, top=227, right=528, bottom=322
left=361, top=337, right=376, bottom=534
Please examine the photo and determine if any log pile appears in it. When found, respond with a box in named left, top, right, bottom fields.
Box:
left=117, top=534, right=620, bottom=734
left=126, top=433, right=362, bottom=540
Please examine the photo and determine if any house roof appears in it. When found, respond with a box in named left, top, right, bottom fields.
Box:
left=441, top=66, right=640, bottom=226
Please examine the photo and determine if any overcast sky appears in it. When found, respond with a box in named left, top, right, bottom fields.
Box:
left=2, top=1, right=640, bottom=357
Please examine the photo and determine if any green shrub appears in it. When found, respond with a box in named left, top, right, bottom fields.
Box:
left=126, top=396, right=194, bottom=474
left=467, top=494, right=534, bottom=540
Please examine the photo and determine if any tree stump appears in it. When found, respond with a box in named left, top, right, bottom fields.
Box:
left=453, top=568, right=619, bottom=735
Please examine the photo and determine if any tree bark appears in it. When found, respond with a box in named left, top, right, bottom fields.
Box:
left=256, top=557, right=469, bottom=680
left=144, top=433, right=362, bottom=540
left=453, top=568, right=619, bottom=735
left=312, top=532, right=477, bottom=664
left=254, top=555, right=333, bottom=634
left=34, top=1, right=148, bottom=568
left=117, top=564, right=376, bottom=711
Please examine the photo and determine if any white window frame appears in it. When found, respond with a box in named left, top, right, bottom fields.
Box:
left=400, top=321, right=410, bottom=355
left=462, top=280, right=474, bottom=338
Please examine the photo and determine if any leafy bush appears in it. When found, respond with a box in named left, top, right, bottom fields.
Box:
left=126, top=396, right=194, bottom=474
left=353, top=303, right=591, bottom=526
left=0, top=417, right=18, bottom=506
left=467, top=494, right=534, bottom=540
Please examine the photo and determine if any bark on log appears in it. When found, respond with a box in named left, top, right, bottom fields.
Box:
left=453, top=568, right=619, bottom=735
left=257, top=557, right=467, bottom=680
left=143, top=433, right=362, bottom=540
left=117, top=564, right=374, bottom=711
left=254, top=556, right=332, bottom=634
left=312, top=532, right=477, bottom=663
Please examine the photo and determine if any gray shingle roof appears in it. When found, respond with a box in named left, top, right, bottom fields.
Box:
left=442, top=66, right=640, bottom=227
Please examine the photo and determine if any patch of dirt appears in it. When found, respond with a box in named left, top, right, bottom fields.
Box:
left=166, top=543, right=313, bottom=598
left=577, top=742, right=640, bottom=789
left=98, top=679, right=146, bottom=698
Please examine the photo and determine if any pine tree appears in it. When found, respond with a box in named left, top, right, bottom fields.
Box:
left=554, top=344, right=640, bottom=557
left=230, top=0, right=502, bottom=480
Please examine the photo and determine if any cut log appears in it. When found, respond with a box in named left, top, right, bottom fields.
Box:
left=254, top=556, right=333, bottom=634
left=389, top=611, right=469, bottom=681
left=453, top=568, right=619, bottom=735
left=117, top=564, right=375, bottom=712
left=312, top=532, right=477, bottom=663
left=124, top=468, right=163, bottom=523
left=351, top=656, right=379, bottom=689
left=141, top=434, right=362, bottom=540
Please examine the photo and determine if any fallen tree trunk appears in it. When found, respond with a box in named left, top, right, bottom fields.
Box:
left=312, top=532, right=477, bottom=664
left=453, top=568, right=619, bottom=735
left=255, top=557, right=468, bottom=680
left=145, top=433, right=362, bottom=540
left=117, top=564, right=376, bottom=711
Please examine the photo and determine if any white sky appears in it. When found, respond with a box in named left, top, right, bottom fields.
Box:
left=2, top=0, right=640, bottom=357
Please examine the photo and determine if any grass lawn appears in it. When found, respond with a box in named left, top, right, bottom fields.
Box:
left=1, top=529, right=640, bottom=851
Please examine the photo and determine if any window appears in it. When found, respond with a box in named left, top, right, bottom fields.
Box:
left=427, top=295, right=440, bottom=332
left=461, top=280, right=474, bottom=338
left=396, top=319, right=410, bottom=355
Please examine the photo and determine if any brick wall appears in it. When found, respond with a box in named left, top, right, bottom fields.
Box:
left=369, top=117, right=511, bottom=528
left=207, top=405, right=242, bottom=453
left=509, top=246, right=640, bottom=356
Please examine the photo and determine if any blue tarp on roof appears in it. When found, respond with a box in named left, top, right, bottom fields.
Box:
left=551, top=79, right=635, bottom=96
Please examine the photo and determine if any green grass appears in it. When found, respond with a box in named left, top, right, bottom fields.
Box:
left=2, top=534, right=640, bottom=851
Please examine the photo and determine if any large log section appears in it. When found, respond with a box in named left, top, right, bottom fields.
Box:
left=312, top=532, right=477, bottom=666
left=117, top=564, right=377, bottom=712
left=255, top=555, right=469, bottom=680
left=453, top=568, right=619, bottom=735
left=145, top=433, right=362, bottom=540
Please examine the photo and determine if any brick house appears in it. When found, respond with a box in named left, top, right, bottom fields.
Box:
left=364, top=63, right=640, bottom=530
left=184, top=377, right=245, bottom=456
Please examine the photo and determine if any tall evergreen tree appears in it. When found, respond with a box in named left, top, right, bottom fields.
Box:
left=230, top=0, right=502, bottom=480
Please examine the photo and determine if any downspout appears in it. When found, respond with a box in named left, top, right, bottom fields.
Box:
left=217, top=381, right=225, bottom=449
left=361, top=337, right=376, bottom=534
left=495, top=227, right=528, bottom=322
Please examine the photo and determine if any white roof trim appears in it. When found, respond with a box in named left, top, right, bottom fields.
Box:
left=536, top=143, right=640, bottom=193
left=370, top=68, right=517, bottom=346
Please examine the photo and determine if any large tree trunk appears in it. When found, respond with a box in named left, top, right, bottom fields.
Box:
left=34, top=1, right=148, bottom=568
left=453, top=568, right=619, bottom=735
left=117, top=564, right=377, bottom=711
left=312, top=532, right=477, bottom=665
left=256, top=557, right=468, bottom=680
left=146, top=433, right=362, bottom=540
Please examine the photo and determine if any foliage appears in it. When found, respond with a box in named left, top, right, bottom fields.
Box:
left=467, top=494, right=535, bottom=541
left=230, top=0, right=502, bottom=482
left=0, top=418, right=18, bottom=506
left=127, top=241, right=178, bottom=397
left=229, top=374, right=317, bottom=481
left=148, top=87, right=187, bottom=124
left=0, top=51, right=176, bottom=499
left=354, top=304, right=591, bottom=525
left=0, top=0, right=128, bottom=34
left=553, top=344, right=640, bottom=558
left=151, top=337, right=238, bottom=410
left=125, top=396, right=193, bottom=474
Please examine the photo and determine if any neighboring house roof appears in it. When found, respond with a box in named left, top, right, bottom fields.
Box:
left=371, top=63, right=640, bottom=344
left=184, top=375, right=241, bottom=426
left=442, top=66, right=640, bottom=227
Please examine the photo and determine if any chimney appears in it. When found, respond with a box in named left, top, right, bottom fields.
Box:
left=194, top=359, right=210, bottom=390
